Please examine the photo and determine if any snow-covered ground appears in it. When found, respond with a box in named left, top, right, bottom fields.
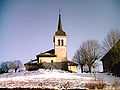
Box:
left=76, top=73, right=120, bottom=83
left=0, top=69, right=120, bottom=89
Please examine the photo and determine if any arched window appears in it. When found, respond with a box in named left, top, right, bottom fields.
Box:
left=61, top=39, right=64, bottom=46
left=58, top=39, right=60, bottom=46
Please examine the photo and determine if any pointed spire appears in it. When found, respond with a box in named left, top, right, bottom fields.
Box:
left=58, top=9, right=63, bottom=31
left=55, top=9, right=66, bottom=36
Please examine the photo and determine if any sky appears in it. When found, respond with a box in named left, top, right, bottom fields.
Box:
left=0, top=0, right=120, bottom=64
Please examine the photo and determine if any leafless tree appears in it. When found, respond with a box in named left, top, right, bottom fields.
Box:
left=11, top=60, right=23, bottom=72
left=0, top=60, right=23, bottom=73
left=102, top=29, right=120, bottom=53
left=0, top=62, right=9, bottom=73
left=73, top=50, right=85, bottom=73
left=73, top=40, right=102, bottom=73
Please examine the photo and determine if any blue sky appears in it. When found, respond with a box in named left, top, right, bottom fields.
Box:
left=0, top=0, right=120, bottom=64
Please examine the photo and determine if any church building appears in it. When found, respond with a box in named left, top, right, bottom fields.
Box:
left=25, top=13, right=78, bottom=73
left=37, top=13, right=67, bottom=63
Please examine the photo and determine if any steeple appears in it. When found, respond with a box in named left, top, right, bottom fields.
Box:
left=58, top=13, right=63, bottom=31
left=55, top=11, right=66, bottom=36
left=54, top=11, right=67, bottom=62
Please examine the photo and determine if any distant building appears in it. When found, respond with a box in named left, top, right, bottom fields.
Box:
left=100, top=40, right=120, bottom=76
left=25, top=13, right=78, bottom=73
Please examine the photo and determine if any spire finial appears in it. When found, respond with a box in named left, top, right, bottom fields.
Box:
left=59, top=9, right=61, bottom=15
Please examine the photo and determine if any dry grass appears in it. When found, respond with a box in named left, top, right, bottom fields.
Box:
left=112, top=79, right=119, bottom=89
left=84, top=80, right=107, bottom=89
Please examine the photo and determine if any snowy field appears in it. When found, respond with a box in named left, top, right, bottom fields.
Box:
left=0, top=69, right=120, bottom=89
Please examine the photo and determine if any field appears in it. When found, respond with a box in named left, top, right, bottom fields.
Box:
left=0, top=69, right=120, bottom=89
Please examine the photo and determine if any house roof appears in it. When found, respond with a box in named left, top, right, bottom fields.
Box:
left=100, top=40, right=120, bottom=61
left=36, top=49, right=57, bottom=57
left=64, top=60, right=78, bottom=66
left=55, top=13, right=66, bottom=36
left=24, top=59, right=38, bottom=64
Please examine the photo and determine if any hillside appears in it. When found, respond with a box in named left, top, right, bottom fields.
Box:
left=0, top=69, right=120, bottom=89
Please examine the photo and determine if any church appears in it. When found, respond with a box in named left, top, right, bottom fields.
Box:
left=25, top=13, right=78, bottom=73
left=37, top=13, right=67, bottom=63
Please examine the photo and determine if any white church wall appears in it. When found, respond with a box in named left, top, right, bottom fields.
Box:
left=39, top=57, right=56, bottom=63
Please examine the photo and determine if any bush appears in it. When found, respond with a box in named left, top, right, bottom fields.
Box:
left=112, top=79, right=119, bottom=89
left=84, top=80, right=107, bottom=89
left=24, top=63, right=41, bottom=71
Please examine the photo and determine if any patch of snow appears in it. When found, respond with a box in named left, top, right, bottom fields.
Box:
left=0, top=69, right=120, bottom=89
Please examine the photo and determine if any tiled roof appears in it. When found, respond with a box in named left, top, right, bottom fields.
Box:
left=64, top=60, right=78, bottom=66
left=36, top=49, right=56, bottom=57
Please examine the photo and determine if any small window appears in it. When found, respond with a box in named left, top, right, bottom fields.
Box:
left=51, top=60, right=53, bottom=63
left=61, top=39, right=64, bottom=46
left=58, top=39, right=60, bottom=46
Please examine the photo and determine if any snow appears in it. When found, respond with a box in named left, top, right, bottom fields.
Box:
left=76, top=73, right=120, bottom=84
left=0, top=69, right=120, bottom=89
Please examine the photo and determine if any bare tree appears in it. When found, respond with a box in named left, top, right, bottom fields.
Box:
left=72, top=50, right=85, bottom=73
left=102, top=29, right=120, bottom=53
left=0, top=60, right=23, bottom=73
left=0, top=62, right=9, bottom=73
left=73, top=40, right=102, bottom=73
left=11, top=60, right=23, bottom=72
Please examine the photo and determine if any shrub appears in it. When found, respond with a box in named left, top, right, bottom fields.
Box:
left=112, top=79, right=119, bottom=89
left=84, top=80, right=107, bottom=89
left=63, top=82, right=70, bottom=89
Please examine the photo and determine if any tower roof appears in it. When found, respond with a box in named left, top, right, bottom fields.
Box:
left=55, top=13, right=66, bottom=36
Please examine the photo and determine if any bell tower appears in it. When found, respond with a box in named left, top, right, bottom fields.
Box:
left=53, top=12, right=67, bottom=62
